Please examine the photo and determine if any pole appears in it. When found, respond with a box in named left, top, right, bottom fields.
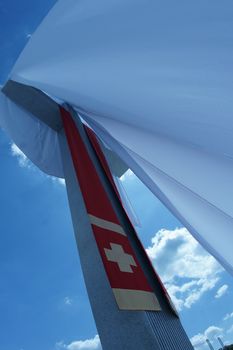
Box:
left=206, top=338, right=215, bottom=350
left=58, top=105, right=194, bottom=350
left=2, top=81, right=194, bottom=350
left=218, top=336, right=225, bottom=348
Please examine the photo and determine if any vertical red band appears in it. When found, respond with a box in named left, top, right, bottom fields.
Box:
left=60, top=107, right=161, bottom=311
left=85, top=125, right=176, bottom=314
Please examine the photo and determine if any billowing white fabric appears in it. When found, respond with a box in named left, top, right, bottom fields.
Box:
left=0, top=91, right=63, bottom=177
left=83, top=115, right=233, bottom=275
left=0, top=0, right=233, bottom=274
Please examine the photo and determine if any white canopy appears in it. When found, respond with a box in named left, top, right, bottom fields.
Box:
left=1, top=0, right=233, bottom=275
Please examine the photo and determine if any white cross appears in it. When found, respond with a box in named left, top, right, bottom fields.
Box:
left=104, top=243, right=137, bottom=273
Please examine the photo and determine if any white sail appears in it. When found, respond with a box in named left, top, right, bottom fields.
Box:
left=1, top=0, right=233, bottom=274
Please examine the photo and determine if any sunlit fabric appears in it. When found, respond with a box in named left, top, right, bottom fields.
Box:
left=0, top=0, right=233, bottom=274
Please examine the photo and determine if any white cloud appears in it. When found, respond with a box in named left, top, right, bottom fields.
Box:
left=120, top=169, right=134, bottom=182
left=11, top=143, right=65, bottom=186
left=57, top=178, right=66, bottom=186
left=11, top=143, right=30, bottom=168
left=56, top=335, right=102, bottom=350
left=205, top=326, right=223, bottom=339
left=227, top=325, right=233, bottom=334
left=224, top=312, right=233, bottom=321
left=190, top=333, right=206, bottom=347
left=146, top=227, right=223, bottom=311
left=191, top=325, right=223, bottom=349
left=64, top=297, right=73, bottom=306
left=51, top=176, right=65, bottom=186
left=215, top=284, right=228, bottom=299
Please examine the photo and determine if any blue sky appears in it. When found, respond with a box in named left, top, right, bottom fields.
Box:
left=0, top=1, right=233, bottom=350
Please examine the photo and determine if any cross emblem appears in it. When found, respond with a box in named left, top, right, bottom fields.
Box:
left=104, top=243, right=137, bottom=273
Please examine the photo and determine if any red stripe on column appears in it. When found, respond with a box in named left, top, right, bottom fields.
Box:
left=85, top=126, right=119, bottom=197
left=60, top=107, right=117, bottom=223
left=85, top=125, right=177, bottom=315
left=60, top=107, right=160, bottom=310
left=92, top=225, right=151, bottom=291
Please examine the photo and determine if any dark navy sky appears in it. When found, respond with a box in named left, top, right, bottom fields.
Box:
left=0, top=2, right=233, bottom=350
